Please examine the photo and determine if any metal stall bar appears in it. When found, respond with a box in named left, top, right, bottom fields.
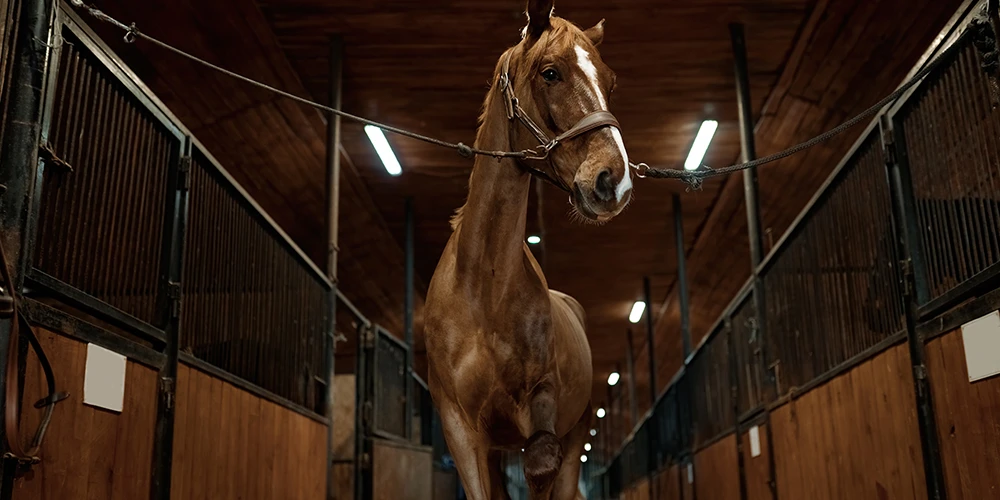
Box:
left=404, top=197, right=414, bottom=441
left=326, top=34, right=343, bottom=500
left=881, top=116, right=946, bottom=500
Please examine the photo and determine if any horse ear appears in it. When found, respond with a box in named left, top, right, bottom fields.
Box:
left=525, top=0, right=554, bottom=37
left=584, top=19, right=605, bottom=46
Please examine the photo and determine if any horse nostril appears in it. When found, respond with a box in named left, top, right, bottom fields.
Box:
left=594, top=168, right=616, bottom=202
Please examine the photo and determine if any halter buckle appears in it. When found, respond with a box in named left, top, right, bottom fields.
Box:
left=522, top=145, right=552, bottom=161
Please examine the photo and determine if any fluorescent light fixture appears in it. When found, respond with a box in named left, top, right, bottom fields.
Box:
left=590, top=429, right=597, bottom=436
left=584, top=443, right=592, bottom=452
left=596, top=407, right=606, bottom=418
left=364, top=125, right=402, bottom=176
left=607, top=372, right=620, bottom=386
left=527, top=235, right=541, bottom=245
left=580, top=455, right=588, bottom=463
left=629, top=301, right=646, bottom=324
left=684, top=120, right=719, bottom=171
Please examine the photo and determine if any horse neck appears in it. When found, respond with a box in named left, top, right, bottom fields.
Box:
left=454, top=92, right=535, bottom=291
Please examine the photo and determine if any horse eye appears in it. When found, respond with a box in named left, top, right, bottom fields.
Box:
left=541, top=68, right=560, bottom=82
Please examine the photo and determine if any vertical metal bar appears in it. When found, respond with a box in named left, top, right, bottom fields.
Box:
left=641, top=276, right=659, bottom=497
left=731, top=25, right=759, bottom=500
left=0, top=0, right=54, bottom=494
left=404, top=197, right=414, bottom=441
left=881, top=115, right=945, bottom=500
left=326, top=35, right=343, bottom=500
left=625, top=329, right=638, bottom=425
left=642, top=276, right=656, bottom=405
left=730, top=23, right=763, bottom=267
left=149, top=133, right=188, bottom=500
left=673, top=195, right=692, bottom=358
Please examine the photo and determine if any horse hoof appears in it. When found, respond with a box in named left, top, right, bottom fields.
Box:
left=523, top=431, right=562, bottom=488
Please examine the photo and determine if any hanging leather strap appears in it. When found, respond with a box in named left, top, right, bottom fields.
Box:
left=0, top=236, right=66, bottom=465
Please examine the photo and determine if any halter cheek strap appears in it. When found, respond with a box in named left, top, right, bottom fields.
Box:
left=498, top=52, right=622, bottom=192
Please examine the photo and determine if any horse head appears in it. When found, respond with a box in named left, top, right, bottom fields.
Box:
left=500, top=0, right=632, bottom=223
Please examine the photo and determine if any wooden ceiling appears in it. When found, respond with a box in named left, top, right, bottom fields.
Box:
left=87, top=0, right=964, bottom=424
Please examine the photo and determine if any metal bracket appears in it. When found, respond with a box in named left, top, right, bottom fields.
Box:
left=165, top=281, right=181, bottom=319
left=900, top=258, right=915, bottom=298
left=362, top=325, right=375, bottom=349
left=913, top=364, right=928, bottom=381
left=160, top=376, right=175, bottom=411
left=38, top=143, right=73, bottom=172
left=880, top=116, right=898, bottom=166
left=177, top=155, right=192, bottom=191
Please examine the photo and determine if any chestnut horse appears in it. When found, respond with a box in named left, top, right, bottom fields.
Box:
left=424, top=1, right=631, bottom=498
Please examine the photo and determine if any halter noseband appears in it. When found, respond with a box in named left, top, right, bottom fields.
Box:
left=498, top=51, right=622, bottom=192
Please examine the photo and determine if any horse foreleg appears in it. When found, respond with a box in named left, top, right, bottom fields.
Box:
left=550, top=411, right=589, bottom=500
left=440, top=404, right=493, bottom=500
left=524, top=387, right=562, bottom=498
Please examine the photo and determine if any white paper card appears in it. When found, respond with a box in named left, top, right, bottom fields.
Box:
left=687, top=463, right=693, bottom=484
left=961, top=310, right=1000, bottom=383
left=749, top=425, right=761, bottom=457
left=84, top=343, right=127, bottom=412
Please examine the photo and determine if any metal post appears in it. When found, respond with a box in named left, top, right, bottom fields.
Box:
left=404, top=197, right=414, bottom=441
left=625, top=329, right=638, bottom=425
left=641, top=276, right=659, bottom=498
left=642, top=277, right=656, bottom=406
left=325, top=35, right=343, bottom=500
left=0, top=0, right=53, bottom=496
left=881, top=116, right=945, bottom=500
left=730, top=23, right=763, bottom=266
left=731, top=24, right=759, bottom=500
left=150, top=135, right=190, bottom=500
left=673, top=195, right=692, bottom=358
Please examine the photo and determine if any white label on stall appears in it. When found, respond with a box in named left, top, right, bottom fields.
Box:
left=749, top=425, right=761, bottom=458
left=961, top=310, right=1000, bottom=383
left=687, top=463, right=693, bottom=484
left=84, top=343, right=127, bottom=412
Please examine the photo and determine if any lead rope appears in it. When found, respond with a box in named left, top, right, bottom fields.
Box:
left=69, top=1, right=994, bottom=192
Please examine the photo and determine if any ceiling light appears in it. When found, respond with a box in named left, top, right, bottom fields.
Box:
left=590, top=429, right=597, bottom=436
left=580, top=455, right=588, bottom=463
left=596, top=407, right=606, bottom=418
left=629, top=301, right=646, bottom=324
left=364, top=125, right=402, bottom=176
left=684, top=120, right=719, bottom=171
left=527, top=235, right=541, bottom=245
left=607, top=372, right=620, bottom=386
left=584, top=443, right=592, bottom=452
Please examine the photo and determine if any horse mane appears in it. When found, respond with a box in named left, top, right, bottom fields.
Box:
left=450, top=17, right=578, bottom=232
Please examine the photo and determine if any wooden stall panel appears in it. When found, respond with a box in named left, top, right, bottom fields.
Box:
left=741, top=422, right=773, bottom=500
left=926, top=329, right=1000, bottom=499
left=371, top=438, right=433, bottom=500
left=13, top=329, right=158, bottom=500
left=770, top=343, right=926, bottom=499
left=171, top=364, right=327, bottom=500
left=432, top=466, right=457, bottom=500
left=694, top=434, right=740, bottom=499
left=655, top=465, right=681, bottom=500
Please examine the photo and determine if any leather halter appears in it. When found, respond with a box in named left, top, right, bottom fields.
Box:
left=497, top=51, right=622, bottom=192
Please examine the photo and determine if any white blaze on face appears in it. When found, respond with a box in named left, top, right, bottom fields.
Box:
left=574, top=44, right=631, bottom=202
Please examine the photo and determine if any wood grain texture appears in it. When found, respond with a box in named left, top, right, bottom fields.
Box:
left=654, top=465, right=681, bottom=500
left=741, top=423, right=773, bottom=500
left=694, top=434, right=741, bottom=500
left=926, top=329, right=1000, bottom=500
left=332, top=374, right=355, bottom=459
left=770, top=343, right=926, bottom=499
left=14, top=329, right=158, bottom=500
left=171, top=363, right=327, bottom=500
left=332, top=462, right=355, bottom=500
left=432, top=467, right=457, bottom=500
left=371, top=439, right=433, bottom=500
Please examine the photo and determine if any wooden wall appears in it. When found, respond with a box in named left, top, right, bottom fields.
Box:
left=371, top=438, right=433, bottom=500
left=14, top=329, right=158, bottom=500
left=741, top=423, right=773, bottom=500
left=654, top=466, right=681, bottom=500
left=432, top=466, right=457, bottom=500
left=926, top=329, right=1000, bottom=499
left=770, top=343, right=926, bottom=499
left=693, top=434, right=740, bottom=500
left=170, top=363, right=327, bottom=500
